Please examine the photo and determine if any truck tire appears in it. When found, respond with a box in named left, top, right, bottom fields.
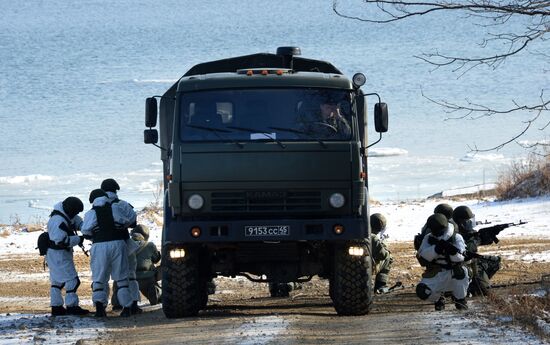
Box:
left=162, top=247, right=204, bottom=318
left=330, top=240, right=373, bottom=315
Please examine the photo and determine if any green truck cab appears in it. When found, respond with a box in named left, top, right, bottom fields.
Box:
left=144, top=47, right=388, bottom=318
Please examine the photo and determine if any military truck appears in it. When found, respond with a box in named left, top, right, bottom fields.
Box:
left=144, top=47, right=389, bottom=318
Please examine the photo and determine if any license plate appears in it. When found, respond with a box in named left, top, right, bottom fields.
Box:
left=244, top=225, right=290, bottom=237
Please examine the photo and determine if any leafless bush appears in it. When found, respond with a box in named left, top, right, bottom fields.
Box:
left=486, top=286, right=550, bottom=340
left=496, top=153, right=550, bottom=199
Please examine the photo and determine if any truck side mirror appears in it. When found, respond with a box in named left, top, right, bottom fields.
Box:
left=374, top=103, right=388, bottom=133
left=144, top=129, right=158, bottom=144
left=145, top=97, right=158, bottom=128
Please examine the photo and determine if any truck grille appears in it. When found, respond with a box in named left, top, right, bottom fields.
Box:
left=211, top=191, right=322, bottom=212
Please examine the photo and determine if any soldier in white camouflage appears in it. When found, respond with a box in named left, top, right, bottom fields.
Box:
left=46, top=197, right=90, bottom=316
left=416, top=213, right=469, bottom=311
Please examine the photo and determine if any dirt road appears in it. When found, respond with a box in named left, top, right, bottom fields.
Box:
left=102, top=285, right=543, bottom=345
left=1, top=238, right=549, bottom=344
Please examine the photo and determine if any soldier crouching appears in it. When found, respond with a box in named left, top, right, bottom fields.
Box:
left=416, top=213, right=469, bottom=311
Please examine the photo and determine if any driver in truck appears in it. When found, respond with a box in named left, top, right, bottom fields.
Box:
left=317, top=99, right=351, bottom=138
left=299, top=96, right=351, bottom=139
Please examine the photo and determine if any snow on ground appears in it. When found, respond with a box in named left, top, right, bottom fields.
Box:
left=0, top=195, right=549, bottom=344
left=0, top=312, right=106, bottom=345
left=370, top=195, right=550, bottom=242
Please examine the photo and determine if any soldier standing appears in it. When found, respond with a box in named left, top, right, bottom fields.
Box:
left=452, top=205, right=501, bottom=296
left=81, top=189, right=134, bottom=317
left=100, top=178, right=141, bottom=314
left=370, top=213, right=392, bottom=293
left=131, top=225, right=162, bottom=305
left=46, top=197, right=90, bottom=316
left=416, top=214, right=469, bottom=310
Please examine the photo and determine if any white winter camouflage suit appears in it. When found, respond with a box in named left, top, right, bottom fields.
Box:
left=105, top=191, right=140, bottom=304
left=81, top=195, right=136, bottom=308
left=417, top=224, right=469, bottom=302
left=46, top=202, right=84, bottom=308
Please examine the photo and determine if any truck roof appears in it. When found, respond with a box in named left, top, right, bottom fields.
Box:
left=177, top=71, right=353, bottom=92
left=184, top=52, right=343, bottom=76
left=163, top=51, right=349, bottom=98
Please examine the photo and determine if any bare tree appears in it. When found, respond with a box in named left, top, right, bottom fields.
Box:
left=333, top=0, right=549, bottom=152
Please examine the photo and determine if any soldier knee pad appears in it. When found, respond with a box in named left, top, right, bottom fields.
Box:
left=416, top=283, right=432, bottom=300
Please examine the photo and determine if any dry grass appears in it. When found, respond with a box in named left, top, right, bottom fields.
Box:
left=486, top=285, right=550, bottom=340
left=495, top=152, right=550, bottom=200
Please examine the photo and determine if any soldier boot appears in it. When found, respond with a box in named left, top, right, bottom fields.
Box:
left=94, top=302, right=107, bottom=317
left=66, top=306, right=90, bottom=315
left=51, top=306, right=67, bottom=316
left=454, top=298, right=468, bottom=310
left=131, top=301, right=143, bottom=315
left=120, top=307, right=132, bottom=317
left=434, top=297, right=445, bottom=311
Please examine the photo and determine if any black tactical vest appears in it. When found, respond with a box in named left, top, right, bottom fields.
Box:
left=92, top=203, right=128, bottom=243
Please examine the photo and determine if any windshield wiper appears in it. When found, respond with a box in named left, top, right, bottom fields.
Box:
left=186, top=124, right=244, bottom=148
left=227, top=126, right=286, bottom=149
left=268, top=126, right=327, bottom=148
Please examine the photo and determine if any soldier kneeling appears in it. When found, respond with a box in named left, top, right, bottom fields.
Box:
left=416, top=213, right=469, bottom=311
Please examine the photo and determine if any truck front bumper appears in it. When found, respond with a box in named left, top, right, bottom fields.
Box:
left=164, top=217, right=367, bottom=244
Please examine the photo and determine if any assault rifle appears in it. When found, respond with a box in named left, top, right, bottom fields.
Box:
left=427, top=236, right=460, bottom=255
left=477, top=221, right=527, bottom=244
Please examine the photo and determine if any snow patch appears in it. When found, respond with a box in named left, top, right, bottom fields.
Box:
left=460, top=152, right=505, bottom=162
left=233, top=316, right=289, bottom=345
left=368, top=147, right=408, bottom=157
left=0, top=313, right=104, bottom=345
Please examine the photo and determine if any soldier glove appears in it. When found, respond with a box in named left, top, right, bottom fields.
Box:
left=434, top=242, right=447, bottom=255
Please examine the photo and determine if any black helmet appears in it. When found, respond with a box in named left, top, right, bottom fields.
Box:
left=62, top=197, right=84, bottom=218
left=100, top=178, right=120, bottom=193
left=427, top=213, right=448, bottom=237
left=89, top=189, right=107, bottom=204
left=370, top=213, right=387, bottom=234
left=131, top=224, right=150, bottom=241
left=434, top=203, right=453, bottom=220
left=452, top=205, right=474, bottom=222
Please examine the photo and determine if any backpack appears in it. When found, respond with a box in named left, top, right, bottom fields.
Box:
left=37, top=232, right=50, bottom=256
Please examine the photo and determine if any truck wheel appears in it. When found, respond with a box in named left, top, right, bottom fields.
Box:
left=162, top=247, right=204, bottom=318
left=330, top=241, right=373, bottom=315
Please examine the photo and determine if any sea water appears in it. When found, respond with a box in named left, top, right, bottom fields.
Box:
left=0, top=0, right=547, bottom=223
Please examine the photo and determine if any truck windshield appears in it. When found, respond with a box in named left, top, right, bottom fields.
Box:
left=179, top=88, right=353, bottom=142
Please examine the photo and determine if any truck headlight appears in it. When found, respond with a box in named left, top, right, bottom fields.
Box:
left=169, top=248, right=186, bottom=259
left=329, top=193, right=345, bottom=208
left=187, top=194, right=204, bottom=210
left=348, top=246, right=364, bottom=256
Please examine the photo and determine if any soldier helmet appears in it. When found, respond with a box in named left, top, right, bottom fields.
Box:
left=370, top=213, right=387, bottom=234
left=452, top=205, right=476, bottom=232
left=131, top=232, right=145, bottom=242
left=427, top=213, right=448, bottom=237
left=452, top=205, right=474, bottom=222
left=434, top=203, right=453, bottom=220
left=131, top=224, right=150, bottom=241
left=100, top=178, right=120, bottom=193
left=89, top=189, right=107, bottom=204
left=62, top=197, right=84, bottom=218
